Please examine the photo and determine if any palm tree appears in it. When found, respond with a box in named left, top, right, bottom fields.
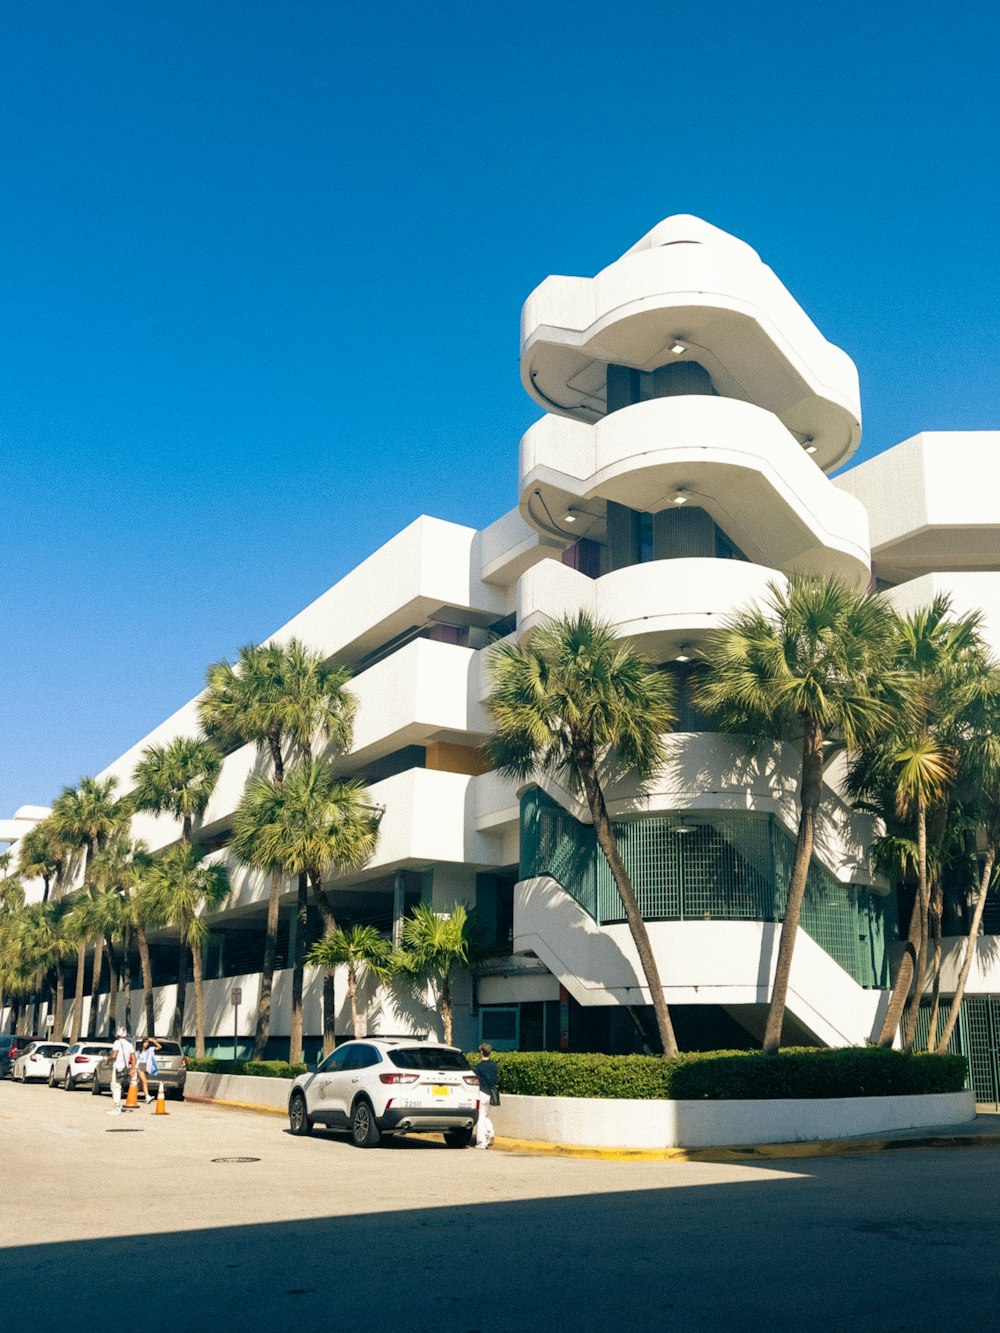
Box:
left=937, top=677, right=1000, bottom=1050
left=0, top=872, right=26, bottom=1032
left=132, top=736, right=222, bottom=841
left=231, top=760, right=379, bottom=1059
left=394, top=903, right=471, bottom=1046
left=307, top=924, right=391, bottom=1036
left=17, top=819, right=68, bottom=903
left=15, top=900, right=75, bottom=1038
left=696, top=576, right=898, bottom=1055
left=66, top=883, right=114, bottom=1039
left=485, top=612, right=680, bottom=1056
left=848, top=598, right=986, bottom=1049
left=144, top=843, right=230, bottom=1055
left=200, top=639, right=356, bottom=1058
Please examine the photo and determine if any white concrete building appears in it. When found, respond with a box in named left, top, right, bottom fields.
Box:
left=5, top=217, right=1000, bottom=1089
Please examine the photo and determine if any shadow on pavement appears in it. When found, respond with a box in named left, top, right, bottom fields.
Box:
left=5, top=1151, right=1000, bottom=1333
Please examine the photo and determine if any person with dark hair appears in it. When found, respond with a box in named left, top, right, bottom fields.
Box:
left=474, top=1042, right=498, bottom=1149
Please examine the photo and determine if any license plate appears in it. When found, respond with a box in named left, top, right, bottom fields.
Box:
left=431, top=1085, right=450, bottom=1098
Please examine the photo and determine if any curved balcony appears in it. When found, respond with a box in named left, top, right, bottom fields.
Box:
left=520, top=215, right=861, bottom=471
left=516, top=555, right=786, bottom=659
left=520, top=396, right=871, bottom=584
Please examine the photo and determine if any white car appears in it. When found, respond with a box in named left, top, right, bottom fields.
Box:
left=288, top=1039, right=480, bottom=1148
left=48, top=1041, right=114, bottom=1090
left=12, top=1041, right=68, bottom=1082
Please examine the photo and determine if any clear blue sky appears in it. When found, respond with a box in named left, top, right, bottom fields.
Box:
left=3, top=1, right=999, bottom=818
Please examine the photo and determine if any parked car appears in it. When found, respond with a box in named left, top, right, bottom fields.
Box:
left=49, top=1042, right=114, bottom=1090
left=0, top=1035, right=41, bottom=1079
left=92, top=1039, right=187, bottom=1100
left=287, top=1039, right=480, bottom=1148
left=12, top=1041, right=68, bottom=1082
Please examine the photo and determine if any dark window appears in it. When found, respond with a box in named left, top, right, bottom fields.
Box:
left=154, top=1041, right=183, bottom=1055
left=387, top=1047, right=470, bottom=1071
left=347, top=1044, right=381, bottom=1070
left=318, top=1047, right=350, bottom=1075
left=481, top=1009, right=518, bottom=1043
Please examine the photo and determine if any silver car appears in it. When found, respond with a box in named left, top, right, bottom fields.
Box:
left=92, top=1039, right=188, bottom=1100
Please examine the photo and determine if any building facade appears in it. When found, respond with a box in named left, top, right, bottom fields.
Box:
left=5, top=217, right=1000, bottom=1078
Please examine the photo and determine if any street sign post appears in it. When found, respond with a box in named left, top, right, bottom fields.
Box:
left=231, top=987, right=242, bottom=1061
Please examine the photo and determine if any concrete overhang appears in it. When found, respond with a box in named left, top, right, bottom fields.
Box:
left=836, top=432, right=1000, bottom=583
left=521, top=216, right=861, bottom=472
left=520, top=396, right=871, bottom=584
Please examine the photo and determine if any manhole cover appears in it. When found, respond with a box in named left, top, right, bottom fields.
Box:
left=211, top=1156, right=261, bottom=1164
left=106, top=1128, right=145, bottom=1133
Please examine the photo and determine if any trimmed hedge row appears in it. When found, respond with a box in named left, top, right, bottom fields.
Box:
left=186, top=1058, right=307, bottom=1080
left=466, top=1048, right=968, bottom=1101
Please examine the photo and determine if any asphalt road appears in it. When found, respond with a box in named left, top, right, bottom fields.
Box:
left=3, top=1078, right=998, bottom=1333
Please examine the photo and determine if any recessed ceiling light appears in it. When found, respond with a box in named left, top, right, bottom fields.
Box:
left=674, top=646, right=691, bottom=662
left=564, top=512, right=578, bottom=524
left=669, top=341, right=686, bottom=355
left=674, top=822, right=694, bottom=834
left=804, top=444, right=818, bottom=455
left=673, top=489, right=688, bottom=505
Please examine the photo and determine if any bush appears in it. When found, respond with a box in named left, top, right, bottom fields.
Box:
left=186, top=1058, right=307, bottom=1080
left=465, top=1048, right=967, bottom=1101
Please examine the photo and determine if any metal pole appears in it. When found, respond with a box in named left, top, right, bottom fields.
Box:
left=233, top=1001, right=238, bottom=1062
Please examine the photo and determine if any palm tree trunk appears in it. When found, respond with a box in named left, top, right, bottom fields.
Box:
left=309, top=873, right=338, bottom=1057
left=253, top=866, right=283, bottom=1059
left=54, top=968, right=65, bottom=1038
left=938, top=840, right=998, bottom=1051
left=348, top=964, right=359, bottom=1035
left=289, top=874, right=307, bottom=1065
left=136, top=925, right=156, bottom=1036
left=902, top=803, right=930, bottom=1051
left=73, top=938, right=86, bottom=1040
left=191, top=938, right=206, bottom=1058
left=172, top=931, right=188, bottom=1040
left=925, top=879, right=945, bottom=1051
left=580, top=759, right=678, bottom=1058
left=105, top=935, right=118, bottom=1037
left=762, top=720, right=825, bottom=1055
left=878, top=883, right=922, bottom=1046
left=439, top=972, right=453, bottom=1046
left=87, top=935, right=104, bottom=1039
left=121, top=928, right=133, bottom=1034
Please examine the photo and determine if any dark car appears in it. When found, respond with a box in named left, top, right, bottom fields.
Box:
left=92, top=1039, right=187, bottom=1100
left=0, top=1035, right=40, bottom=1079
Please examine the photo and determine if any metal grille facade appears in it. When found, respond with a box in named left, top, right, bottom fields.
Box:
left=918, top=996, right=1000, bottom=1105
left=519, top=788, right=896, bottom=988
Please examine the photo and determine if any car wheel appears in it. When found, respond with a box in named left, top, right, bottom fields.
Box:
left=48, top=1069, right=57, bottom=1089
left=63, top=1069, right=74, bottom=1091
left=444, top=1126, right=474, bottom=1149
left=350, top=1098, right=381, bottom=1148
left=16, top=1066, right=25, bottom=1084
left=91, top=1073, right=102, bottom=1096
left=288, top=1091, right=312, bottom=1137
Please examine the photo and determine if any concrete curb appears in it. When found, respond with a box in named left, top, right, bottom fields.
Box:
left=492, top=1132, right=1000, bottom=1162
left=184, top=1094, right=287, bottom=1117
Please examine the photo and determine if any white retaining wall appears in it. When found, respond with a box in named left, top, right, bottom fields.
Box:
left=492, top=1090, right=975, bottom=1149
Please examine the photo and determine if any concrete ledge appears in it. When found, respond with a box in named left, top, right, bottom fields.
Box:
left=185, top=1071, right=292, bottom=1112
left=492, top=1090, right=976, bottom=1150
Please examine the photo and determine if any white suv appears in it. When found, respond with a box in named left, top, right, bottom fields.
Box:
left=48, top=1041, right=114, bottom=1090
left=288, top=1039, right=480, bottom=1148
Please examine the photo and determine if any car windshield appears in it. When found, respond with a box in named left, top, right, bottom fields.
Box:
left=38, top=1045, right=66, bottom=1057
left=387, top=1047, right=469, bottom=1071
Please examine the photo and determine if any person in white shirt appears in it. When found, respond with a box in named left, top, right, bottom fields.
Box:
left=108, top=1026, right=135, bottom=1116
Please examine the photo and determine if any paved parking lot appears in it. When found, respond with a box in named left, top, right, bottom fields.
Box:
left=3, top=1078, right=1000, bottom=1332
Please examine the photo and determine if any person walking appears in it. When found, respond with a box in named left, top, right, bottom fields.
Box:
left=135, top=1036, right=163, bottom=1103
left=474, top=1042, right=499, bottom=1149
left=107, top=1026, right=135, bottom=1116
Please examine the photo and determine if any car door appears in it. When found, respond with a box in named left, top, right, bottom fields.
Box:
left=337, top=1044, right=382, bottom=1120
left=307, top=1046, right=351, bottom=1126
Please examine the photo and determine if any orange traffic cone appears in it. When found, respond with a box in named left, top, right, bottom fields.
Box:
left=124, top=1071, right=139, bottom=1110
left=155, top=1081, right=167, bottom=1115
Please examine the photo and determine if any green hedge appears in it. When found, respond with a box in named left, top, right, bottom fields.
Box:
left=466, top=1048, right=967, bottom=1101
left=186, top=1058, right=307, bottom=1080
